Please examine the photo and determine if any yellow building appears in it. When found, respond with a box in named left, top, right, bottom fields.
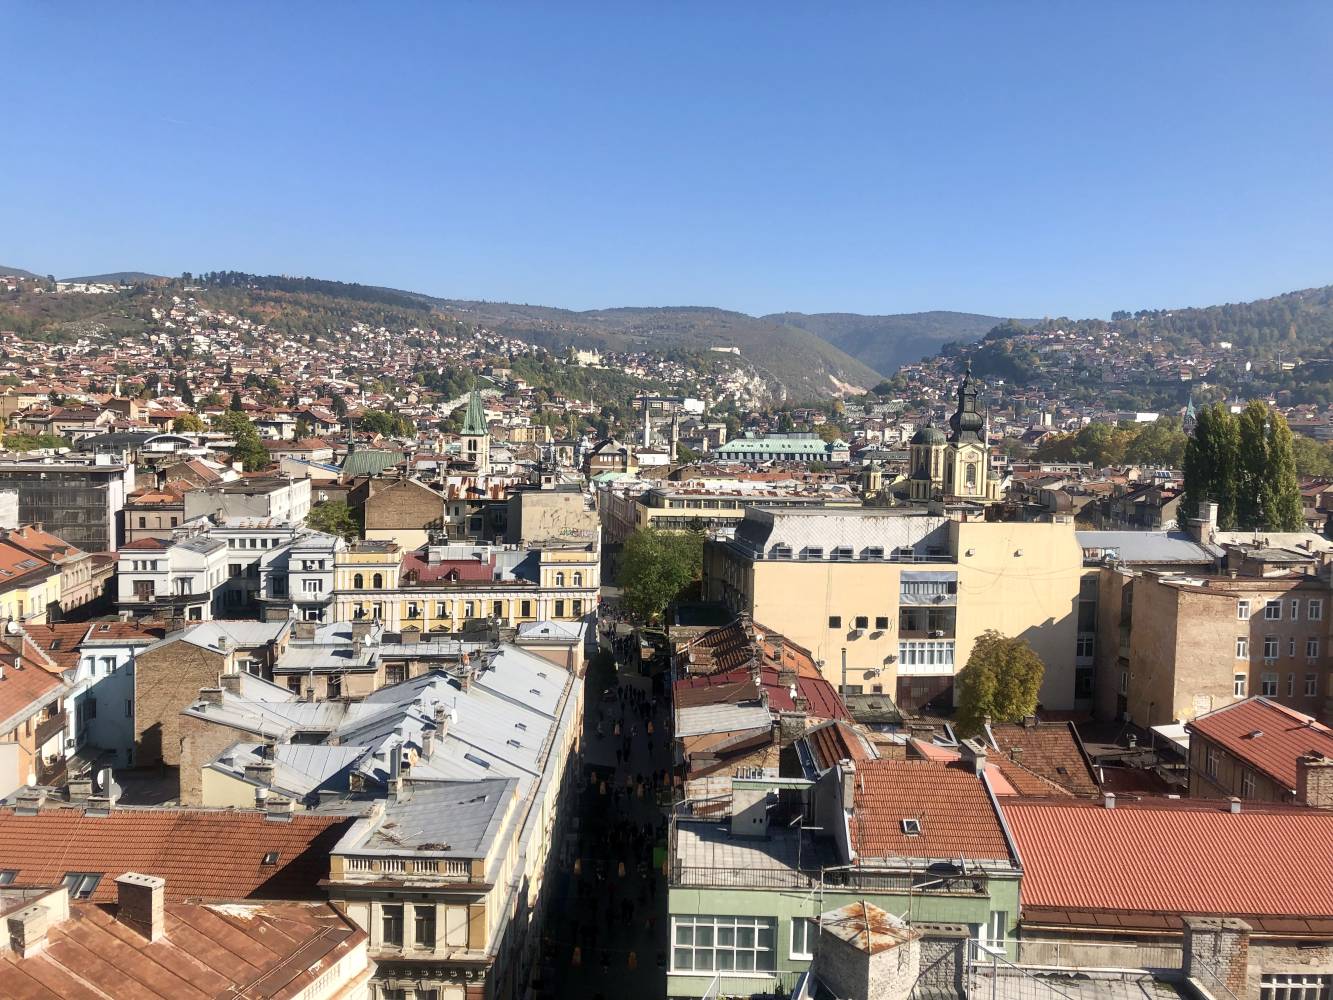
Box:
left=703, top=507, right=1084, bottom=712
left=907, top=365, right=1003, bottom=504
left=0, top=537, right=61, bottom=624
left=333, top=539, right=600, bottom=631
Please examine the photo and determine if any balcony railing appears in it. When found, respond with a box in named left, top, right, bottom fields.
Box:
left=35, top=710, right=67, bottom=749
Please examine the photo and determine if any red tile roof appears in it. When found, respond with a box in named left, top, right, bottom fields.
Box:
left=989, top=722, right=1101, bottom=797
left=400, top=550, right=495, bottom=584
left=0, top=898, right=365, bottom=999
left=1002, top=797, right=1333, bottom=919
left=0, top=640, right=65, bottom=727
left=805, top=720, right=872, bottom=770
left=1187, top=697, right=1333, bottom=792
left=672, top=665, right=848, bottom=721
left=851, top=759, right=1013, bottom=862
left=0, top=808, right=355, bottom=902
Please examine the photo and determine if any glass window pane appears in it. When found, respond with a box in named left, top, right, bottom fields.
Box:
left=717, top=949, right=735, bottom=970
left=758, top=922, right=775, bottom=949
left=675, top=924, right=693, bottom=946
left=736, top=949, right=756, bottom=971
left=737, top=926, right=755, bottom=948
left=673, top=948, right=693, bottom=971
left=718, top=926, right=735, bottom=947
left=695, top=926, right=713, bottom=948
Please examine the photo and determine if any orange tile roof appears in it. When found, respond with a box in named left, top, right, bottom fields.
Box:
left=989, top=722, right=1101, bottom=797
left=0, top=540, right=55, bottom=588
left=0, top=808, right=355, bottom=902
left=1002, top=797, right=1333, bottom=919
left=0, top=898, right=365, bottom=999
left=0, top=639, right=65, bottom=726
left=851, top=759, right=1012, bottom=862
left=20, top=624, right=90, bottom=674
left=1187, top=696, right=1333, bottom=792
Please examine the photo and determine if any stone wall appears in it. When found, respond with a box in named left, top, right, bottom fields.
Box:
left=133, top=642, right=224, bottom=767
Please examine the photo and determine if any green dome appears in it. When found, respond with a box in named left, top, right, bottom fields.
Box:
left=911, top=423, right=947, bottom=446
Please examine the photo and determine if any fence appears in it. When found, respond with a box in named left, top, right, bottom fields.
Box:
left=699, top=970, right=804, bottom=999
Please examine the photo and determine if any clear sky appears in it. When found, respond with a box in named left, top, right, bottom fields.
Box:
left=4, top=3, right=1332, bottom=319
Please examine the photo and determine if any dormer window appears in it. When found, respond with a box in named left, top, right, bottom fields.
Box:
left=901, top=818, right=922, bottom=836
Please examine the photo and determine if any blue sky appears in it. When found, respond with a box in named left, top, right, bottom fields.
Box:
left=4, top=3, right=1331, bottom=319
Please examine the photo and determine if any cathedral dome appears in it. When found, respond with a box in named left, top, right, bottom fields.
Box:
left=911, top=423, right=947, bottom=446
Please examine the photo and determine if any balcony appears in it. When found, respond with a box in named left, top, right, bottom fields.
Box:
left=35, top=710, right=67, bottom=749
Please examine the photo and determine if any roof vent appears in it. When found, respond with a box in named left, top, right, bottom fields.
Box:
left=1229, top=797, right=1242, bottom=814
left=1244, top=730, right=1263, bottom=740
left=1102, top=792, right=1116, bottom=810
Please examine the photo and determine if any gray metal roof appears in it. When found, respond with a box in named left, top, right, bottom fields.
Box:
left=675, top=703, right=773, bottom=738
left=364, top=778, right=517, bottom=858
left=1076, top=530, right=1221, bottom=564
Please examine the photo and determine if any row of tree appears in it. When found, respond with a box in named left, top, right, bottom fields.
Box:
left=1182, top=401, right=1302, bottom=531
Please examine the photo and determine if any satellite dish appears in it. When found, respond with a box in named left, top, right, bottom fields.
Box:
left=4, top=620, right=19, bottom=636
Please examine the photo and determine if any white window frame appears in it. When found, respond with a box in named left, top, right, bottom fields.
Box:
left=1261, top=672, right=1278, bottom=697
left=1263, top=636, right=1279, bottom=661
left=1288, top=672, right=1296, bottom=697
left=1237, top=600, right=1251, bottom=620
left=1306, top=674, right=1318, bottom=697
left=1241, top=769, right=1256, bottom=798
left=1290, top=599, right=1300, bottom=621
left=790, top=917, right=815, bottom=960
left=1309, top=637, right=1321, bottom=660
left=671, top=915, right=777, bottom=974
left=1260, top=973, right=1333, bottom=1000
left=1264, top=600, right=1282, bottom=621
left=1235, top=637, right=1248, bottom=659
left=1309, top=600, right=1323, bottom=622
left=1205, top=747, right=1219, bottom=777
left=1234, top=673, right=1247, bottom=697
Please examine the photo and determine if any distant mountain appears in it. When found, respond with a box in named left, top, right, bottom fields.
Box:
left=61, top=271, right=164, bottom=283
left=769, top=310, right=1015, bottom=376
left=0, top=265, right=42, bottom=279
left=429, top=299, right=885, bottom=399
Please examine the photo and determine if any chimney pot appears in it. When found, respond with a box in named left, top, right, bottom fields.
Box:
left=1229, top=797, right=1242, bottom=814
left=1103, top=792, right=1116, bottom=809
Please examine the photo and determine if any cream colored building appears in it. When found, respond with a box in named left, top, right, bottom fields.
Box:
left=703, top=507, right=1084, bottom=711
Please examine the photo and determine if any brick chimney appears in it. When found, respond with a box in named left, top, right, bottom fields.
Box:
left=1296, top=753, right=1333, bottom=808
left=198, top=686, right=224, bottom=706
left=840, top=760, right=857, bottom=813
left=1182, top=917, right=1251, bottom=997
left=6, top=887, right=69, bottom=958
left=959, top=738, right=988, bottom=775
left=115, top=873, right=165, bottom=942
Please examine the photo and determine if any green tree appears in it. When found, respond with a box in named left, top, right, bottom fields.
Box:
left=1235, top=401, right=1302, bottom=531
left=306, top=501, right=360, bottom=541
left=214, top=410, right=269, bottom=471
left=954, top=630, right=1046, bottom=735
left=620, top=527, right=704, bottom=622
left=174, top=374, right=194, bottom=407
left=676, top=442, right=700, bottom=464
left=229, top=389, right=244, bottom=411
left=1182, top=402, right=1241, bottom=529
left=1291, top=433, right=1333, bottom=478
left=1265, top=407, right=1303, bottom=531
left=172, top=413, right=206, bottom=433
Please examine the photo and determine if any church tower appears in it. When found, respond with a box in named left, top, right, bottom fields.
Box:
left=944, top=363, right=988, bottom=499
left=908, top=422, right=947, bottom=501
left=461, top=389, right=490, bottom=476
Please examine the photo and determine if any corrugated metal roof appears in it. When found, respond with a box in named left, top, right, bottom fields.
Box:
left=1187, top=696, right=1333, bottom=792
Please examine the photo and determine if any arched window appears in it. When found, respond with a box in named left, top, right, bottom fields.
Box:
left=965, top=463, right=978, bottom=488
left=555, top=572, right=565, bottom=587
left=372, top=573, right=384, bottom=589
left=573, top=572, right=583, bottom=587
left=353, top=573, right=364, bottom=590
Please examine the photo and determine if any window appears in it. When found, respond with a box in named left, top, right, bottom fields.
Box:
left=0, top=870, right=15, bottom=885
left=573, top=572, right=582, bottom=587
left=1264, top=636, right=1279, bottom=660
left=382, top=904, right=404, bottom=947
left=900, top=579, right=957, bottom=598
left=1261, top=672, right=1278, bottom=697
left=1310, top=638, right=1321, bottom=660
left=572, top=599, right=583, bottom=616
left=302, top=579, right=321, bottom=594
left=435, top=601, right=447, bottom=617
left=1234, top=673, right=1247, bottom=697
left=1119, top=670, right=1128, bottom=696
left=1291, top=599, right=1301, bottom=621
left=854, top=615, right=869, bottom=630
left=790, top=917, right=815, bottom=960
left=1265, top=600, right=1282, bottom=620
left=980, top=910, right=1009, bottom=952
left=554, top=600, right=565, bottom=617
left=327, top=674, right=341, bottom=699
left=1077, top=634, right=1095, bottom=658
left=874, top=616, right=889, bottom=630
left=1288, top=672, right=1296, bottom=697
left=1290, top=638, right=1298, bottom=658
left=897, top=640, right=956, bottom=672
left=138, top=516, right=146, bottom=528
left=415, top=904, right=436, bottom=947
left=492, top=600, right=503, bottom=618
left=62, top=872, right=103, bottom=899
left=1260, top=974, right=1333, bottom=1000
left=1309, top=600, right=1323, bottom=621
left=1236, top=637, right=1249, bottom=659
left=1241, top=769, right=1256, bottom=798
left=803, top=547, right=823, bottom=560
left=353, top=573, right=364, bottom=589
left=372, top=573, right=384, bottom=589
left=863, top=546, right=884, bottom=560
left=520, top=600, right=532, bottom=617
left=555, top=572, right=565, bottom=587
left=672, top=915, right=776, bottom=973
left=830, top=546, right=853, bottom=561
left=1206, top=747, right=1219, bottom=777
left=1308, top=674, right=1319, bottom=697
left=828, top=616, right=842, bottom=629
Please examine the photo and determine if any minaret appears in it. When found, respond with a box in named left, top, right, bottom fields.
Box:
left=461, top=389, right=490, bottom=476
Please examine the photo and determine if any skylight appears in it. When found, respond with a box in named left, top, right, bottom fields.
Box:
left=901, top=818, right=922, bottom=836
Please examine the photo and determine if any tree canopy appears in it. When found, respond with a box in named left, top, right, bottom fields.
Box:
left=306, top=501, right=360, bottom=541
left=1182, top=400, right=1301, bottom=531
left=213, top=410, right=270, bottom=472
left=172, top=413, right=206, bottom=433
left=954, top=630, right=1046, bottom=736
left=619, top=527, right=704, bottom=622
left=1033, top=417, right=1188, bottom=469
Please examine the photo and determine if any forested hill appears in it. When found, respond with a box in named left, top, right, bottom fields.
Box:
left=769, top=310, right=1010, bottom=375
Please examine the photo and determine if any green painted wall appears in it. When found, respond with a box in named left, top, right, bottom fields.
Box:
left=666, top=878, right=1020, bottom=998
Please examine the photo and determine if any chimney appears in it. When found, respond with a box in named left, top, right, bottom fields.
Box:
left=776, top=664, right=797, bottom=688
left=115, top=873, right=165, bottom=942
left=13, top=787, right=47, bottom=816
left=778, top=710, right=807, bottom=743
left=1103, top=791, right=1116, bottom=809
left=1297, top=753, right=1333, bottom=808
left=66, top=773, right=94, bottom=801
left=1229, top=796, right=1242, bottom=814
left=215, top=635, right=230, bottom=654
left=245, top=759, right=275, bottom=786
left=351, top=620, right=374, bottom=642
left=421, top=727, right=436, bottom=759
left=219, top=673, right=241, bottom=695
left=265, top=795, right=295, bottom=821
left=1022, top=714, right=1038, bottom=728
left=959, top=738, right=987, bottom=775
left=198, top=686, right=224, bottom=706
left=840, top=760, right=857, bottom=813
left=294, top=620, right=317, bottom=641
left=6, top=888, right=68, bottom=959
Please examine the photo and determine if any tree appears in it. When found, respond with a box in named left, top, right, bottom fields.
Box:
left=306, top=501, right=360, bottom=541
left=214, top=410, right=269, bottom=471
left=1182, top=402, right=1240, bottom=529
left=229, top=389, right=244, bottom=411
left=1291, top=433, right=1333, bottom=478
left=619, top=527, right=704, bottom=622
left=1234, top=401, right=1302, bottom=531
left=172, top=413, right=206, bottom=433
left=676, top=442, right=700, bottom=464
left=1264, top=407, right=1303, bottom=531
left=174, top=374, right=194, bottom=407
left=294, top=418, right=312, bottom=440
left=954, top=630, right=1046, bottom=735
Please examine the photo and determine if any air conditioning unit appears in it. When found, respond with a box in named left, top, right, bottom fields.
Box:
left=929, top=630, right=945, bottom=638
